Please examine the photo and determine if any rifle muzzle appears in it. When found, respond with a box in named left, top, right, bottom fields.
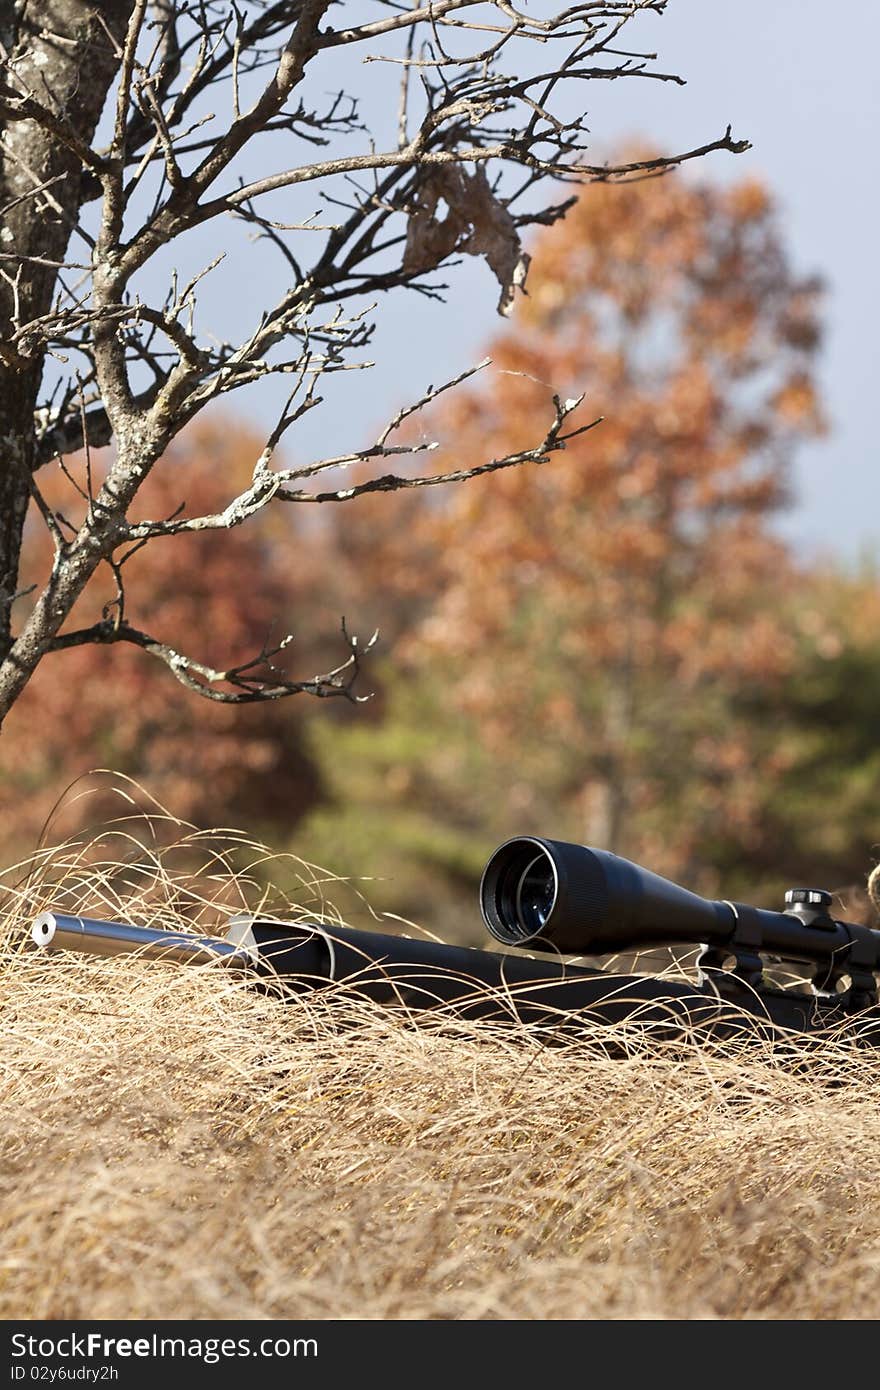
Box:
left=31, top=911, right=256, bottom=969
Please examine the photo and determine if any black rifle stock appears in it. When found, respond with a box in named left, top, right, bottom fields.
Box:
left=28, top=837, right=880, bottom=1043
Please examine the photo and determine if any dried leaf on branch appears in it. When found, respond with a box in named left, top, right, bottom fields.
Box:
left=404, top=166, right=530, bottom=315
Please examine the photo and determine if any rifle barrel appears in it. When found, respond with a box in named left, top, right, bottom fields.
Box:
left=28, top=910, right=880, bottom=1041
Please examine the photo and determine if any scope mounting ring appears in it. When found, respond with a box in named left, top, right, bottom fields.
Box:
left=697, top=901, right=764, bottom=995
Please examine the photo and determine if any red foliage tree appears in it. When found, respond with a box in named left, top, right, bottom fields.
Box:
left=0, top=422, right=331, bottom=850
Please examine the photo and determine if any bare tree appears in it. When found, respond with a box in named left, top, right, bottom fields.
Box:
left=0, top=1, right=747, bottom=726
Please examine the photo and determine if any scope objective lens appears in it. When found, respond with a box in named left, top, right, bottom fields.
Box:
left=482, top=841, right=559, bottom=943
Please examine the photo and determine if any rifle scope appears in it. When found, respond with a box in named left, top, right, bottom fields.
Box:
left=479, top=836, right=880, bottom=995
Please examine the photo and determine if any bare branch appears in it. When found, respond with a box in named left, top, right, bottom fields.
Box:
left=278, top=396, right=603, bottom=504
left=121, top=369, right=599, bottom=541
left=0, top=0, right=751, bottom=725
left=0, top=89, right=108, bottom=173
left=48, top=617, right=377, bottom=704
left=140, top=127, right=749, bottom=248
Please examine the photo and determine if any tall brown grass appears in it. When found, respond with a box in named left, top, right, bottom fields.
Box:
left=2, top=795, right=879, bottom=1320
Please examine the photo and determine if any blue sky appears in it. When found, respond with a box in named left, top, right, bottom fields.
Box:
left=169, top=0, right=880, bottom=562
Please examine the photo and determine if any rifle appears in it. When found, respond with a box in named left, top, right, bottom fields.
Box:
left=28, top=835, right=880, bottom=1044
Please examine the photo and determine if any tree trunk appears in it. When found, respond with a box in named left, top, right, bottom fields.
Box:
left=0, top=0, right=134, bottom=687
left=0, top=360, right=39, bottom=659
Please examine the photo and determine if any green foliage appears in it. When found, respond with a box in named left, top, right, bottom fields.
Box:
left=730, top=581, right=880, bottom=898
left=295, top=667, right=502, bottom=940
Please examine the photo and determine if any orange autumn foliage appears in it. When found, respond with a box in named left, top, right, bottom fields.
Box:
left=385, top=159, right=826, bottom=881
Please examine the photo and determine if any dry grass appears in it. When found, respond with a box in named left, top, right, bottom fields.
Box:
left=2, top=803, right=880, bottom=1321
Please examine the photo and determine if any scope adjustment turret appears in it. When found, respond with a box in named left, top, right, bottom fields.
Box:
left=784, top=888, right=833, bottom=908
left=784, top=886, right=835, bottom=930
